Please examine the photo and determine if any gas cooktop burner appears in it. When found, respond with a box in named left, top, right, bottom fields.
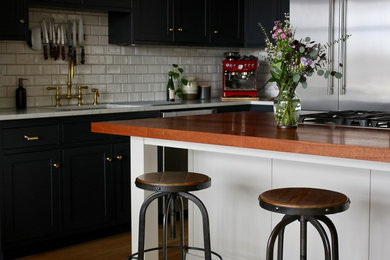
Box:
left=299, top=111, right=390, bottom=128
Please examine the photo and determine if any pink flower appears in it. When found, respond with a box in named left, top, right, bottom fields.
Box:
left=280, top=33, right=287, bottom=39
left=274, top=20, right=281, bottom=25
left=272, top=33, right=278, bottom=39
left=277, top=28, right=282, bottom=33
left=273, top=26, right=278, bottom=31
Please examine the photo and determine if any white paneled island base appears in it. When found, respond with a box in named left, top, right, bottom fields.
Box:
left=130, top=136, right=390, bottom=260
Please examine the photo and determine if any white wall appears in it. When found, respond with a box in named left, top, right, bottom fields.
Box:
left=0, top=7, right=271, bottom=109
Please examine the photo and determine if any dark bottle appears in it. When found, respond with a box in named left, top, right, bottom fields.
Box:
left=167, top=75, right=175, bottom=102
left=16, top=78, right=27, bottom=109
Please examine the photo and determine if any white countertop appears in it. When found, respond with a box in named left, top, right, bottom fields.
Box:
left=0, top=99, right=273, bottom=121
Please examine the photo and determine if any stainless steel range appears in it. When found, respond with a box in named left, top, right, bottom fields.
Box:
left=300, top=111, right=390, bottom=128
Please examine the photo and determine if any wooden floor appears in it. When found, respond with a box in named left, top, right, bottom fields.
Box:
left=16, top=221, right=187, bottom=260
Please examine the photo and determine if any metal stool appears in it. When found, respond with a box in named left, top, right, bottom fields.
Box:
left=129, top=171, right=222, bottom=260
left=259, top=187, right=350, bottom=260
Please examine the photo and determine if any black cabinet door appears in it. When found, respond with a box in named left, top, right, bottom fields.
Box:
left=131, top=0, right=172, bottom=44
left=62, top=145, right=113, bottom=233
left=2, top=151, right=61, bottom=244
left=0, top=0, right=28, bottom=40
left=209, top=0, right=243, bottom=46
left=173, top=0, right=208, bottom=44
left=29, top=0, right=82, bottom=7
left=243, top=0, right=289, bottom=47
left=83, top=0, right=131, bottom=11
left=112, top=142, right=130, bottom=225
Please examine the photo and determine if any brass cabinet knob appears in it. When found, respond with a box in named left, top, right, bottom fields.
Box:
left=177, top=27, right=183, bottom=32
left=19, top=19, right=25, bottom=24
left=115, top=155, right=123, bottom=161
left=53, top=163, right=60, bottom=168
left=168, top=28, right=174, bottom=32
left=106, top=157, right=113, bottom=162
left=24, top=135, right=39, bottom=141
left=213, top=30, right=219, bottom=34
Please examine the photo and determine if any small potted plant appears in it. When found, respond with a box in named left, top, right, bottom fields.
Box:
left=168, top=64, right=188, bottom=100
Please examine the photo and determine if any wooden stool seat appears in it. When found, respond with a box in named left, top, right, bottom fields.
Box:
left=136, top=171, right=211, bottom=192
left=259, top=187, right=350, bottom=216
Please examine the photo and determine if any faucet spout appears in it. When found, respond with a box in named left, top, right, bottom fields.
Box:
left=67, top=58, right=74, bottom=98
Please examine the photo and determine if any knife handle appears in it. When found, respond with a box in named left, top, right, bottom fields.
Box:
left=61, top=46, right=66, bottom=60
left=81, top=47, right=85, bottom=64
left=54, top=46, right=58, bottom=61
left=50, top=43, right=54, bottom=58
left=43, top=45, right=49, bottom=60
left=73, top=49, right=77, bottom=65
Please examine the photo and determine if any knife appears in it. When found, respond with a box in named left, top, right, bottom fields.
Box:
left=78, top=17, right=85, bottom=64
left=72, top=20, right=77, bottom=64
left=54, top=24, right=60, bottom=60
left=49, top=18, right=54, bottom=58
left=67, top=22, right=73, bottom=61
left=60, top=24, right=66, bottom=61
left=41, top=19, right=49, bottom=60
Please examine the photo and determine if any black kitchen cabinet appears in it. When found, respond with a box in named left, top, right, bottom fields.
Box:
left=209, top=0, right=243, bottom=46
left=2, top=150, right=61, bottom=246
left=62, top=145, right=113, bottom=234
left=29, top=0, right=130, bottom=12
left=0, top=111, right=159, bottom=259
left=112, top=142, right=130, bottom=224
left=130, top=0, right=172, bottom=44
left=110, top=0, right=208, bottom=45
left=243, top=0, right=289, bottom=47
left=173, top=0, right=208, bottom=44
left=110, top=0, right=288, bottom=47
left=0, top=0, right=28, bottom=40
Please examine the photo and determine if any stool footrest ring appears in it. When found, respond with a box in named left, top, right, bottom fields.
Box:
left=128, top=245, right=223, bottom=259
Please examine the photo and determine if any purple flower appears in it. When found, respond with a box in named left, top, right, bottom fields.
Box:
left=272, top=33, right=278, bottom=39
left=300, top=56, right=313, bottom=66
left=274, top=20, right=281, bottom=25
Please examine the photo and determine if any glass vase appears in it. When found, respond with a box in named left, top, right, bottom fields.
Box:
left=273, top=89, right=301, bottom=128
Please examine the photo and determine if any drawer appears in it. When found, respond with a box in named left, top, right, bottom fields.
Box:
left=2, top=124, right=60, bottom=150
left=62, top=120, right=111, bottom=144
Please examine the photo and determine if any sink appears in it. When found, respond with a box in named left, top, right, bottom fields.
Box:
left=49, top=101, right=184, bottom=111
left=51, top=103, right=141, bottom=111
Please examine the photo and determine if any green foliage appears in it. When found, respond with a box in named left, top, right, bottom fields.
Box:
left=168, top=64, right=188, bottom=98
left=259, top=13, right=350, bottom=96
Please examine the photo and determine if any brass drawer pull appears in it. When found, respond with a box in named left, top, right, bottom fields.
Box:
left=116, top=155, right=123, bottom=161
left=106, top=157, right=113, bottom=162
left=24, top=135, right=39, bottom=141
left=53, top=163, right=60, bottom=168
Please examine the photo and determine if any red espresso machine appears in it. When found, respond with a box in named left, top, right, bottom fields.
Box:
left=222, top=59, right=258, bottom=97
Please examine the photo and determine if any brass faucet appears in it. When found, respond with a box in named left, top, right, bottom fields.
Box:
left=47, top=58, right=88, bottom=107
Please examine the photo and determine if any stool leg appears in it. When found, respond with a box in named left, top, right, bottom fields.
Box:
left=178, top=192, right=212, bottom=260
left=137, top=192, right=167, bottom=260
left=299, top=216, right=308, bottom=260
left=307, top=217, right=331, bottom=260
left=170, top=194, right=177, bottom=239
left=178, top=196, right=186, bottom=260
left=277, top=225, right=286, bottom=260
left=163, top=194, right=175, bottom=260
left=266, top=215, right=298, bottom=260
left=317, top=215, right=339, bottom=260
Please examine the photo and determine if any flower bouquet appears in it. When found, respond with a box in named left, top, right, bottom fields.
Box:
left=260, top=14, right=349, bottom=128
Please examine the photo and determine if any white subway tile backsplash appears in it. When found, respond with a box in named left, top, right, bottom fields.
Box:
left=107, top=65, right=121, bottom=74
left=114, top=75, right=127, bottom=84
left=6, top=42, right=26, bottom=53
left=0, top=54, right=16, bottom=64
left=143, top=74, right=154, bottom=83
left=0, top=7, right=266, bottom=108
left=128, top=75, right=143, bottom=84
left=134, top=65, right=148, bottom=74
left=142, top=56, right=154, bottom=65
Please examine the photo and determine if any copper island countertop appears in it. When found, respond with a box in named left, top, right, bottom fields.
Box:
left=91, top=111, right=390, bottom=163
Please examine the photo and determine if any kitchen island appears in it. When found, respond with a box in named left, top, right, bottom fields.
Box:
left=92, top=111, right=390, bottom=260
